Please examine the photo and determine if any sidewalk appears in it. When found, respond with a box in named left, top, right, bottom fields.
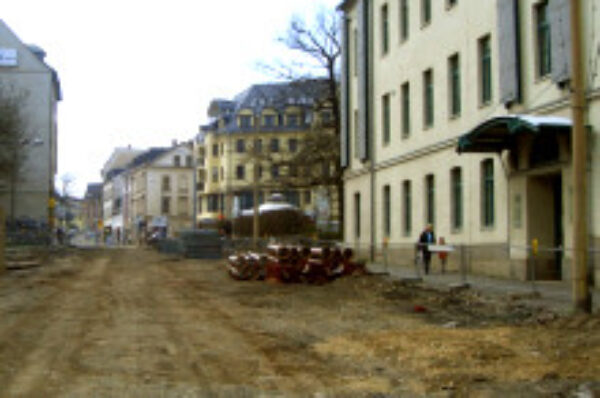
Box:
left=368, top=262, right=600, bottom=315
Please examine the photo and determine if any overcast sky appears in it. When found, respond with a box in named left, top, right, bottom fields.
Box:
left=3, top=0, right=340, bottom=197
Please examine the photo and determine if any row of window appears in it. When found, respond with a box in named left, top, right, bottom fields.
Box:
left=379, top=3, right=552, bottom=146
left=236, top=110, right=333, bottom=129
left=381, top=0, right=457, bottom=55
left=380, top=35, right=491, bottom=146
left=373, top=1, right=554, bottom=146
left=173, top=155, right=193, bottom=167
left=209, top=162, right=332, bottom=183
left=160, top=175, right=189, bottom=193
left=211, top=138, right=298, bottom=157
left=354, top=159, right=495, bottom=238
left=160, top=196, right=190, bottom=216
left=239, top=113, right=300, bottom=129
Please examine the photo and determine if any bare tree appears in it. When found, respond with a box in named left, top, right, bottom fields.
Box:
left=0, top=83, right=29, bottom=221
left=281, top=10, right=341, bottom=128
left=261, top=8, right=344, bottom=236
left=59, top=173, right=75, bottom=228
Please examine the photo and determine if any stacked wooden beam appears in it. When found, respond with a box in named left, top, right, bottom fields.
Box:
left=227, top=244, right=366, bottom=284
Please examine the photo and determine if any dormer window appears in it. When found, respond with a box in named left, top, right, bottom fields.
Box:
left=239, top=115, right=252, bottom=128
left=287, top=114, right=300, bottom=127
left=174, top=155, right=181, bottom=167
left=263, top=114, right=276, bottom=127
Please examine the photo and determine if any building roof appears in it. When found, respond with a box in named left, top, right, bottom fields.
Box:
left=202, top=79, right=331, bottom=135
left=84, top=183, right=103, bottom=199
left=233, top=79, right=329, bottom=113
left=128, top=147, right=170, bottom=169
left=0, top=20, right=62, bottom=101
left=208, top=99, right=236, bottom=118
left=101, top=147, right=145, bottom=179
left=127, top=142, right=193, bottom=170
left=105, top=167, right=126, bottom=181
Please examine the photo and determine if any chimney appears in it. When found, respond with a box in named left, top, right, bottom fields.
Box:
left=171, top=139, right=178, bottom=147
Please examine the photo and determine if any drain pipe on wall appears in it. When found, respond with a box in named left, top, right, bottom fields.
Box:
left=366, top=0, right=376, bottom=263
left=499, top=150, right=512, bottom=271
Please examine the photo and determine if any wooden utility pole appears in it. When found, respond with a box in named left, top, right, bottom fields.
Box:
left=192, top=154, right=198, bottom=231
left=0, top=206, right=5, bottom=274
left=252, top=164, right=259, bottom=249
left=570, top=0, right=591, bottom=313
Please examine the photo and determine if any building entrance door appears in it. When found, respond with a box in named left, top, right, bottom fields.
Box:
left=527, top=173, right=563, bottom=280
left=551, top=175, right=563, bottom=279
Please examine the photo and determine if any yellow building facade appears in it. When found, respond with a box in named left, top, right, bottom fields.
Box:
left=195, top=80, right=339, bottom=231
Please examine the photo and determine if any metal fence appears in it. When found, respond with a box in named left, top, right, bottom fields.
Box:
left=344, top=240, right=600, bottom=292
left=5, top=225, right=53, bottom=247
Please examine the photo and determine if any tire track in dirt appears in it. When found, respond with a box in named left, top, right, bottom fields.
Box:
left=0, top=255, right=85, bottom=344
left=59, top=249, right=231, bottom=396
left=157, top=261, right=332, bottom=395
left=1, top=255, right=110, bottom=397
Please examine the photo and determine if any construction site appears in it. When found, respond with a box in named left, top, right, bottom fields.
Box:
left=0, top=246, right=598, bottom=397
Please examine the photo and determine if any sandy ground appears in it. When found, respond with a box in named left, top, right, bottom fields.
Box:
left=0, top=248, right=598, bottom=397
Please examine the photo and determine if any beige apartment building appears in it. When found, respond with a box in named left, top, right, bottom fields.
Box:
left=82, top=183, right=102, bottom=234
left=101, top=147, right=144, bottom=242
left=339, top=0, right=599, bottom=281
left=196, top=80, right=338, bottom=230
left=127, top=143, right=194, bottom=240
left=0, top=20, right=61, bottom=224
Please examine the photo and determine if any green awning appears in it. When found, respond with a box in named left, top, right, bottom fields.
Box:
left=457, top=115, right=572, bottom=154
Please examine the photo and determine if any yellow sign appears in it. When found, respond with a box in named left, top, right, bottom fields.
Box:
left=531, top=238, right=539, bottom=256
left=48, top=197, right=56, bottom=208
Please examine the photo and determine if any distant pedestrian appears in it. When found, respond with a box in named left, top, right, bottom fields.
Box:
left=56, top=227, right=65, bottom=245
left=418, top=224, right=436, bottom=274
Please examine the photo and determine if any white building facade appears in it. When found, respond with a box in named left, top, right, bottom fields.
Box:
left=101, top=147, right=143, bottom=242
left=127, top=143, right=194, bottom=240
left=339, top=0, right=600, bottom=282
left=0, top=20, right=61, bottom=224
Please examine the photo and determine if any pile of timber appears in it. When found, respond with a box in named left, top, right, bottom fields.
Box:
left=227, top=244, right=366, bottom=284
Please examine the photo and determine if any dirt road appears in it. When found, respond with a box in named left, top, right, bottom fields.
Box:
left=0, top=248, right=598, bottom=397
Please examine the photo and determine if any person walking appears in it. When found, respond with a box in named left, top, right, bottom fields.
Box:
left=418, top=224, right=436, bottom=275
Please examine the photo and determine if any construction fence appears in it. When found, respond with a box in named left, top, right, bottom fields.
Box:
left=344, top=240, right=600, bottom=290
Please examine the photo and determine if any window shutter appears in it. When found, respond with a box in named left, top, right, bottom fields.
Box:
left=357, top=0, right=370, bottom=162
left=497, top=0, right=521, bottom=105
left=549, top=0, right=571, bottom=84
left=340, top=16, right=350, bottom=168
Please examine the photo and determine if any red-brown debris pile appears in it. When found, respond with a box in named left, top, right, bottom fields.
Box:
left=227, top=244, right=367, bottom=284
